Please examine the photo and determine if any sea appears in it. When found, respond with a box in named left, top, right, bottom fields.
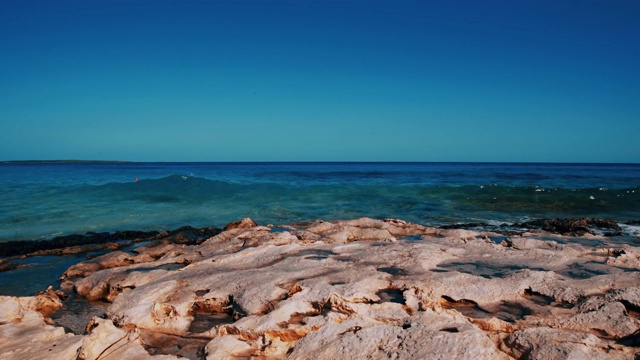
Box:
left=1, top=162, right=639, bottom=242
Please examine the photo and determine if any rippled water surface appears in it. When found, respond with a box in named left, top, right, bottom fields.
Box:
left=1, top=162, right=638, bottom=241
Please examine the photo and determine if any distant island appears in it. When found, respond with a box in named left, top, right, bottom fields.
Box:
left=1, top=160, right=137, bottom=164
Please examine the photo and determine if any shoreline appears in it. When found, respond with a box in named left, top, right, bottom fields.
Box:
left=1, top=216, right=638, bottom=259
left=2, top=217, right=639, bottom=298
left=1, top=216, right=639, bottom=358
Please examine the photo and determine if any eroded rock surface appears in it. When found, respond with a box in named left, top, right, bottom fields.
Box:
left=1, top=217, right=639, bottom=359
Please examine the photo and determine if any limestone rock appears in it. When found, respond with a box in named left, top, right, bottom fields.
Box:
left=77, top=317, right=179, bottom=360
left=566, top=301, right=639, bottom=338
left=501, top=237, right=564, bottom=250
left=502, top=327, right=622, bottom=360
left=289, top=311, right=508, bottom=360
left=0, top=296, right=83, bottom=360
left=0, top=287, right=64, bottom=322
left=223, top=217, right=258, bottom=231
left=205, top=335, right=254, bottom=359
left=606, top=247, right=640, bottom=269
left=4, top=217, right=640, bottom=359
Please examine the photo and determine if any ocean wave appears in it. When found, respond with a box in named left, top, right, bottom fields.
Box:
left=2, top=172, right=638, bottom=242
left=84, top=175, right=268, bottom=203
left=72, top=176, right=640, bottom=217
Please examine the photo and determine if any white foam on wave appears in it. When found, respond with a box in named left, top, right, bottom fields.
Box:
left=620, top=224, right=640, bottom=237
left=485, top=219, right=508, bottom=226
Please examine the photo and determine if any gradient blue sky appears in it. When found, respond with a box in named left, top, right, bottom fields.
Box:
left=1, top=0, right=638, bottom=162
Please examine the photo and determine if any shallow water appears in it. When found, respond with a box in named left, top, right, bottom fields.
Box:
left=1, top=254, right=87, bottom=296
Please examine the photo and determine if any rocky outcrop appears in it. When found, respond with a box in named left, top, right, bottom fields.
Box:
left=77, top=317, right=180, bottom=360
left=0, top=293, right=82, bottom=360
left=503, top=327, right=613, bottom=359
left=517, top=218, right=622, bottom=236
left=1, top=217, right=639, bottom=359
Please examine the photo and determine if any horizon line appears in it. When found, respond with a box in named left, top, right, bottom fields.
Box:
left=2, top=159, right=639, bottom=165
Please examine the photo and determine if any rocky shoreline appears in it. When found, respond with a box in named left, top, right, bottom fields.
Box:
left=1, top=217, right=639, bottom=359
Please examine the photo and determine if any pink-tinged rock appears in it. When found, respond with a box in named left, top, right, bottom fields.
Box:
left=205, top=335, right=255, bottom=359
left=0, top=296, right=82, bottom=360
left=76, top=317, right=179, bottom=359
left=9, top=217, right=638, bottom=359
left=565, top=301, right=639, bottom=338
left=288, top=311, right=508, bottom=360
left=502, top=327, right=626, bottom=360
left=223, top=217, right=258, bottom=231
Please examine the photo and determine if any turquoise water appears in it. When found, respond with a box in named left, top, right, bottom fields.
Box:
left=1, top=162, right=639, bottom=242
left=1, top=254, right=87, bottom=295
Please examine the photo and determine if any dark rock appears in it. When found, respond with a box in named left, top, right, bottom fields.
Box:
left=439, top=222, right=490, bottom=230
left=0, top=260, right=18, bottom=272
left=588, top=218, right=621, bottom=230
left=160, top=226, right=221, bottom=245
left=0, top=226, right=221, bottom=257
left=516, top=218, right=621, bottom=236
left=0, top=230, right=158, bottom=257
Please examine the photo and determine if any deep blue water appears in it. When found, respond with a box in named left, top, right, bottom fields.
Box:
left=1, top=162, right=639, bottom=242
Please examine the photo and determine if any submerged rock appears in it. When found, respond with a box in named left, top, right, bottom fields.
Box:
left=0, top=260, right=17, bottom=272
left=0, top=226, right=221, bottom=257
left=1, top=217, right=639, bottom=359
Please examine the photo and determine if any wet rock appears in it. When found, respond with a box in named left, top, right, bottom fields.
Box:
left=518, top=218, right=621, bottom=236
left=0, top=226, right=220, bottom=258
left=439, top=222, right=492, bottom=230
left=31, top=286, right=66, bottom=318
left=0, top=231, right=153, bottom=257
left=160, top=226, right=221, bottom=245
left=0, top=260, right=18, bottom=272
left=62, top=262, right=103, bottom=279
left=223, top=218, right=258, bottom=231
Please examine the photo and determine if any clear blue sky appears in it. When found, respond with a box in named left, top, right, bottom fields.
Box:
left=1, top=0, right=638, bottom=162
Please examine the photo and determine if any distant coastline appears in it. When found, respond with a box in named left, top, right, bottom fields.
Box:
left=2, top=160, right=639, bottom=165
left=1, top=160, right=137, bottom=164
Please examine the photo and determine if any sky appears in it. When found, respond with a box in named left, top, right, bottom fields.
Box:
left=0, top=0, right=638, bottom=162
